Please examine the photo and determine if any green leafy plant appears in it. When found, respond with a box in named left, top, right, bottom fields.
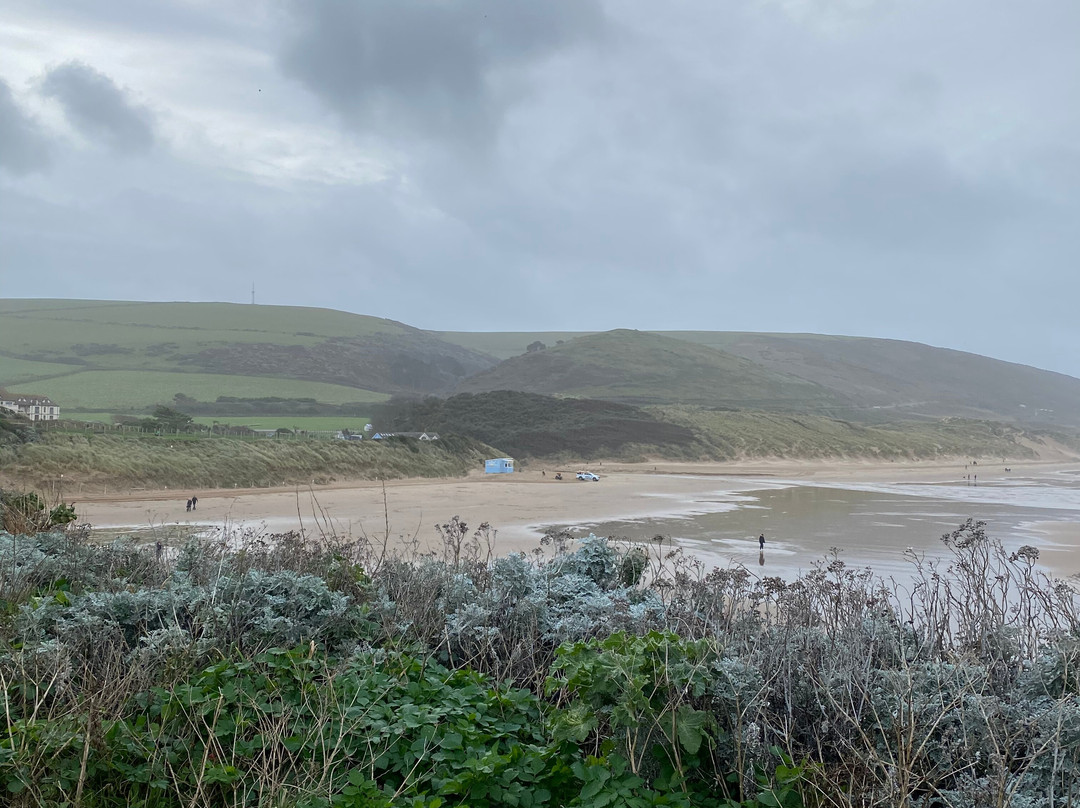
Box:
left=547, top=632, right=724, bottom=792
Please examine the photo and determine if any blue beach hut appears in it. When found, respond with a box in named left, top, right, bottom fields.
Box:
left=485, top=458, right=514, bottom=474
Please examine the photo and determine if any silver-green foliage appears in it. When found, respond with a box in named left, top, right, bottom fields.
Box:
left=3, top=520, right=1080, bottom=805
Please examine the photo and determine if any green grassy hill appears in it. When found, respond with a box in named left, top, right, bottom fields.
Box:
left=0, top=299, right=496, bottom=416
left=454, top=330, right=847, bottom=409
left=440, top=329, right=1080, bottom=427
left=6, top=299, right=1080, bottom=431
left=431, top=330, right=593, bottom=360
left=665, top=331, right=1080, bottom=425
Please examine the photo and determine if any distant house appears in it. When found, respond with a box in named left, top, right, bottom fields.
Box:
left=371, top=432, right=439, bottom=441
left=0, top=390, right=60, bottom=421
left=485, top=458, right=515, bottom=474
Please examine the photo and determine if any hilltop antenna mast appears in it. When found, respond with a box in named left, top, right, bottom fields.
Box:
left=251, top=283, right=255, bottom=305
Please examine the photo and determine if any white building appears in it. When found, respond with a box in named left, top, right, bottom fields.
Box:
left=0, top=390, right=61, bottom=421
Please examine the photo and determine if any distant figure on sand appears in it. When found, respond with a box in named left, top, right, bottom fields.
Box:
left=191, top=496, right=198, bottom=510
left=185, top=499, right=192, bottom=512
left=759, top=533, right=765, bottom=550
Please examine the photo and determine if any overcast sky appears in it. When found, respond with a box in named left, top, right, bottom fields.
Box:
left=2, top=0, right=1078, bottom=375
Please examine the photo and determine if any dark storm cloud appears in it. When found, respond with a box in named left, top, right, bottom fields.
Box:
left=279, top=0, right=606, bottom=148
left=41, top=61, right=155, bottom=154
left=0, top=78, right=51, bottom=175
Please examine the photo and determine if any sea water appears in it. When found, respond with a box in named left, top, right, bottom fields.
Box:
left=555, top=468, right=1080, bottom=580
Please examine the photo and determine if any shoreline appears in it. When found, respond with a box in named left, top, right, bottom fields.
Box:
left=63, top=454, right=1066, bottom=504
left=68, top=458, right=1080, bottom=578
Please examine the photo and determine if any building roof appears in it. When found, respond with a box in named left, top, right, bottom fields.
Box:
left=0, top=389, right=56, bottom=405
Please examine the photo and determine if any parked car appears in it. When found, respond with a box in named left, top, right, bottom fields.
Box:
left=576, top=471, right=600, bottom=481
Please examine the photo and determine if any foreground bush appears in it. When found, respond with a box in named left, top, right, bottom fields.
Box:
left=3, top=644, right=808, bottom=807
left=1, top=519, right=1079, bottom=805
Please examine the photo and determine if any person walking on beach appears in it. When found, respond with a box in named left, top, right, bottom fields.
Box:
left=191, top=495, right=198, bottom=510
left=759, top=533, right=765, bottom=550
left=185, top=499, right=192, bottom=512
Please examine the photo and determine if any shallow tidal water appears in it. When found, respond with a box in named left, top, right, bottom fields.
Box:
left=555, top=469, right=1080, bottom=580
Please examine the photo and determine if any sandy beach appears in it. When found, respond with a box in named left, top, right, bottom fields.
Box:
left=71, top=457, right=1080, bottom=575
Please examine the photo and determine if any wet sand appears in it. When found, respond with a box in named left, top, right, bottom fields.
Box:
left=1020, top=520, right=1080, bottom=575
left=77, top=469, right=771, bottom=553
left=73, top=458, right=1080, bottom=571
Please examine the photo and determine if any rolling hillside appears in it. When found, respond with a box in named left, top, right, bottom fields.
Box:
left=666, top=331, right=1080, bottom=425
left=3, top=299, right=1079, bottom=430
left=455, top=330, right=852, bottom=410
left=0, top=299, right=496, bottom=415
left=442, top=329, right=1080, bottom=427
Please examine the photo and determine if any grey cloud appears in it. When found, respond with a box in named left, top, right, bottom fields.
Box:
left=3, top=0, right=1080, bottom=377
left=763, top=146, right=1030, bottom=254
left=41, top=61, right=155, bottom=154
left=0, top=79, right=51, bottom=175
left=279, top=0, right=605, bottom=148
left=6, top=0, right=257, bottom=41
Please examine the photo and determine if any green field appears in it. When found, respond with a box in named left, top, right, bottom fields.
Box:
left=6, top=371, right=386, bottom=412
left=0, top=355, right=83, bottom=386
left=0, top=300, right=403, bottom=414
left=60, top=412, right=114, bottom=423
left=59, top=414, right=374, bottom=431
left=0, top=299, right=402, bottom=343
left=0, top=299, right=496, bottom=405
left=0, top=300, right=410, bottom=376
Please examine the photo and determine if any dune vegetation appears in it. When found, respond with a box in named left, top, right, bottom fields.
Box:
left=0, top=430, right=493, bottom=491
left=1, top=518, right=1078, bottom=806
left=373, top=391, right=706, bottom=461
left=657, top=407, right=1049, bottom=462
left=372, top=391, right=1056, bottom=464
left=1, top=398, right=1072, bottom=495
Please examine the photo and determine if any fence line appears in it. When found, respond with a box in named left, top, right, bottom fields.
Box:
left=35, top=420, right=347, bottom=442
